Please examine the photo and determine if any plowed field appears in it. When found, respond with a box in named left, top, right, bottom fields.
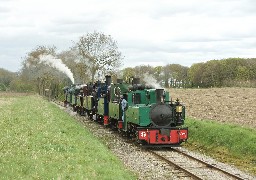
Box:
left=169, top=88, right=256, bottom=128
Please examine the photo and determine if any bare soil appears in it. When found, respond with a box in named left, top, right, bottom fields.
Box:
left=169, top=88, right=256, bottom=128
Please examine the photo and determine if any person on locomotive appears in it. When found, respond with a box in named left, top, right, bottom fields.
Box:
left=120, top=94, right=128, bottom=121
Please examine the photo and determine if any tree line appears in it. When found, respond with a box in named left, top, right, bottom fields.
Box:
left=1, top=31, right=123, bottom=96
left=0, top=31, right=256, bottom=94
left=188, top=58, right=256, bottom=88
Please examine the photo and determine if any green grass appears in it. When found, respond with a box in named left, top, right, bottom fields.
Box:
left=184, top=118, right=256, bottom=175
left=0, top=94, right=137, bottom=179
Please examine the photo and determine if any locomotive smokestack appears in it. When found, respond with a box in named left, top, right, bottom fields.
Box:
left=117, top=79, right=123, bottom=84
left=105, top=75, right=111, bottom=86
left=133, top=78, right=140, bottom=85
left=156, top=89, right=164, bottom=103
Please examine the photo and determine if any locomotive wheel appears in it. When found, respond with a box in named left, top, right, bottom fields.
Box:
left=73, top=105, right=76, bottom=112
left=80, top=107, right=84, bottom=116
left=76, top=107, right=80, bottom=114
left=109, top=118, right=118, bottom=131
left=87, top=111, right=90, bottom=118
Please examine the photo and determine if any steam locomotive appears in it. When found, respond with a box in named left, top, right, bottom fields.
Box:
left=63, top=76, right=188, bottom=147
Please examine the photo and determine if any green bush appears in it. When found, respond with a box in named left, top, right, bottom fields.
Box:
left=0, top=83, right=7, bottom=91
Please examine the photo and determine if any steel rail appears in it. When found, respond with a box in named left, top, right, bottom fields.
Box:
left=149, top=150, right=203, bottom=180
left=171, top=148, right=244, bottom=180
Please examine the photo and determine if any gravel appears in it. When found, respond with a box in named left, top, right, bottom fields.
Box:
left=76, top=115, right=178, bottom=179
left=55, top=102, right=255, bottom=180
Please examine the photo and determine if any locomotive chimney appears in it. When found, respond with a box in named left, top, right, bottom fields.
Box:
left=133, top=78, right=140, bottom=85
left=105, top=75, right=111, bottom=86
left=156, top=89, right=164, bottom=103
left=117, top=79, right=123, bottom=84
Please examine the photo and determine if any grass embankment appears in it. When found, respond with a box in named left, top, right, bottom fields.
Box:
left=184, top=118, right=256, bottom=175
left=0, top=94, right=137, bottom=179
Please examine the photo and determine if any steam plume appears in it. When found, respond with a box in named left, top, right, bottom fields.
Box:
left=39, top=54, right=74, bottom=84
left=143, top=73, right=162, bottom=89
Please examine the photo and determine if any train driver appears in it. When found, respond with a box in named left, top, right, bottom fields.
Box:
left=120, top=95, right=128, bottom=121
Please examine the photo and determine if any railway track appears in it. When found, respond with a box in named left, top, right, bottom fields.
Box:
left=149, top=148, right=245, bottom=180
left=53, top=99, right=252, bottom=179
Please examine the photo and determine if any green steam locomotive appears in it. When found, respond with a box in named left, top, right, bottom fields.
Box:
left=63, top=76, right=188, bottom=147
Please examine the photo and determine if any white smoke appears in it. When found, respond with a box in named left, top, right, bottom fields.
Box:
left=143, top=73, right=162, bottom=89
left=39, top=54, right=74, bottom=84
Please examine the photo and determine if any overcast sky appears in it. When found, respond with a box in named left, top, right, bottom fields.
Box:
left=1, top=0, right=256, bottom=72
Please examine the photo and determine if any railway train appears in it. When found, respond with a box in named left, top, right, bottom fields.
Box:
left=63, top=76, right=188, bottom=147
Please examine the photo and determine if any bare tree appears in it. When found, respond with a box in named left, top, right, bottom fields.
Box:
left=75, top=31, right=123, bottom=82
left=58, top=49, right=89, bottom=84
left=20, top=46, right=68, bottom=94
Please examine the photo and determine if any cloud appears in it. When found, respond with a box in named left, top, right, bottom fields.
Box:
left=0, top=0, right=256, bottom=72
left=0, top=6, right=10, bottom=14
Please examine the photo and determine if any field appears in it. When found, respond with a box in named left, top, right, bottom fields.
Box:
left=170, top=87, right=256, bottom=174
left=1, top=89, right=255, bottom=177
left=170, top=87, right=256, bottom=128
left=0, top=93, right=137, bottom=179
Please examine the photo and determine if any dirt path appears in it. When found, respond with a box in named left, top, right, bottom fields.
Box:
left=169, top=88, right=256, bottom=128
